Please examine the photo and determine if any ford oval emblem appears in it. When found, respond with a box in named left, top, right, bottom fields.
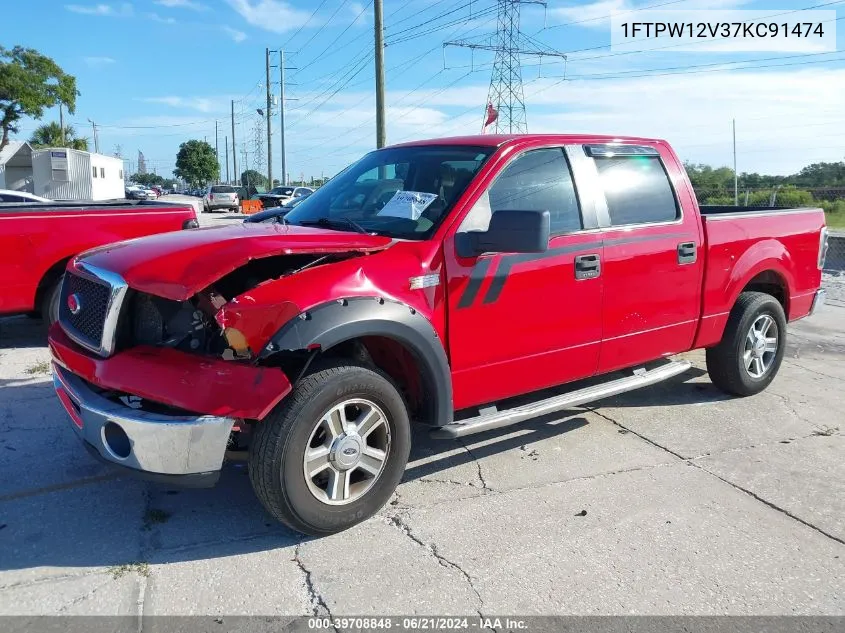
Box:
left=342, top=447, right=358, bottom=456
left=67, top=293, right=82, bottom=315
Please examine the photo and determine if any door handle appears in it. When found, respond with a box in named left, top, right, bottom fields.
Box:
left=677, top=241, right=697, bottom=264
left=574, top=253, right=601, bottom=280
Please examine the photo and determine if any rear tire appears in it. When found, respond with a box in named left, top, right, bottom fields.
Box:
left=706, top=291, right=787, bottom=396
left=249, top=361, right=411, bottom=536
left=41, top=274, right=64, bottom=327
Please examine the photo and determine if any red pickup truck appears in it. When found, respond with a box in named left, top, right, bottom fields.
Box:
left=0, top=200, right=198, bottom=324
left=48, top=135, right=828, bottom=535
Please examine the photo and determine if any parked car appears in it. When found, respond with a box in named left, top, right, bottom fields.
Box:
left=126, top=186, right=155, bottom=200
left=48, top=134, right=827, bottom=536
left=203, top=185, right=239, bottom=212
left=257, top=185, right=313, bottom=208
left=0, top=189, right=51, bottom=203
left=244, top=192, right=311, bottom=223
left=0, top=199, right=198, bottom=325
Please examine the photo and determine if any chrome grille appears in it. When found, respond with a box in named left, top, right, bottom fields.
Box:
left=58, top=263, right=128, bottom=357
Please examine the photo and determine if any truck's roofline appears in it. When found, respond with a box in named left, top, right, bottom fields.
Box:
left=388, top=134, right=665, bottom=149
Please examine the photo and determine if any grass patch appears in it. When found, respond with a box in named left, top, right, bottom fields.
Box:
left=24, top=360, right=51, bottom=375
left=825, top=212, right=845, bottom=230
left=108, top=561, right=150, bottom=579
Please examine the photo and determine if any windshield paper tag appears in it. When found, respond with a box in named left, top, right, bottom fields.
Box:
left=378, top=191, right=438, bottom=220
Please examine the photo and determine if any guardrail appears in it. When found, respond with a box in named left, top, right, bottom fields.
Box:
left=827, top=232, right=845, bottom=271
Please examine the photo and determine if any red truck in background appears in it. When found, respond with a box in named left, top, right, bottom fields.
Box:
left=0, top=200, right=198, bottom=324
left=47, top=135, right=828, bottom=536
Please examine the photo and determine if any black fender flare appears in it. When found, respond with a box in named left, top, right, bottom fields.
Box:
left=260, top=297, right=453, bottom=427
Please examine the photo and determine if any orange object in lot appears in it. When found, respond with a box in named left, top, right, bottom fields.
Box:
left=241, top=199, right=263, bottom=215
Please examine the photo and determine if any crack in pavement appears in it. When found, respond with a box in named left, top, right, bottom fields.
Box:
left=590, top=407, right=845, bottom=548
left=766, top=390, right=819, bottom=427
left=293, top=541, right=334, bottom=622
left=695, top=463, right=845, bottom=546
left=55, top=575, right=116, bottom=614
left=784, top=360, right=845, bottom=383
left=387, top=513, right=489, bottom=625
left=0, top=569, right=108, bottom=592
left=458, top=440, right=493, bottom=493
left=587, top=408, right=688, bottom=460
left=418, top=477, right=482, bottom=488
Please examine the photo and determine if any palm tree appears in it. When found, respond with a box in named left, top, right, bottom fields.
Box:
left=29, top=122, right=89, bottom=151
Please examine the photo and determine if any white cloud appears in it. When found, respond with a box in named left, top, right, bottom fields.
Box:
left=65, top=3, right=133, bottom=16
left=550, top=0, right=754, bottom=29
left=222, top=26, right=247, bottom=42
left=225, top=0, right=312, bottom=33
left=147, top=12, right=177, bottom=23
left=154, top=0, right=208, bottom=10
left=84, top=56, right=117, bottom=66
left=140, top=96, right=224, bottom=113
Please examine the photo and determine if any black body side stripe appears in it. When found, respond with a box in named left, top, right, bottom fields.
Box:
left=457, top=257, right=493, bottom=308
left=457, top=231, right=693, bottom=309
left=483, top=241, right=602, bottom=304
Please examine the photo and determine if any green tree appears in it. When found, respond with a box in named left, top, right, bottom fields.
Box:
left=173, top=140, right=218, bottom=186
left=131, top=172, right=166, bottom=187
left=0, top=46, right=79, bottom=151
left=240, top=169, right=268, bottom=197
left=29, top=121, right=88, bottom=150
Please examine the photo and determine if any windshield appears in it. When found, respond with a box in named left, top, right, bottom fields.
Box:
left=284, top=145, right=492, bottom=239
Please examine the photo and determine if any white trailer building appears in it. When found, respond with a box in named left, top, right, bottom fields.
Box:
left=0, top=141, right=35, bottom=192
left=31, top=148, right=125, bottom=201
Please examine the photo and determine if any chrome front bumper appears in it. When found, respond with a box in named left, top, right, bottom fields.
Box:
left=809, top=289, right=826, bottom=316
left=53, top=363, right=235, bottom=480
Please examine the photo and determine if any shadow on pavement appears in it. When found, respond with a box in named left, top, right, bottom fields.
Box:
left=0, top=316, right=48, bottom=350
left=0, top=322, right=731, bottom=572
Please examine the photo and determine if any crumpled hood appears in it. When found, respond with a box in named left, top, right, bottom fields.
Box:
left=78, top=223, right=393, bottom=301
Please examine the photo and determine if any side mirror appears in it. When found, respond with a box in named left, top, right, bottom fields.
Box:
left=456, top=209, right=550, bottom=258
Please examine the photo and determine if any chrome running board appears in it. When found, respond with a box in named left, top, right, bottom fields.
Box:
left=432, top=360, right=692, bottom=439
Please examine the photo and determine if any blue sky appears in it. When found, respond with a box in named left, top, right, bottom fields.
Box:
left=7, top=0, right=845, bottom=180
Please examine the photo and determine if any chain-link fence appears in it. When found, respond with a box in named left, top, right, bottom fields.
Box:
left=826, top=233, right=845, bottom=271
left=694, top=187, right=845, bottom=270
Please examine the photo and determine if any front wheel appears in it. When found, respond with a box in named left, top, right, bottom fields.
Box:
left=706, top=291, right=787, bottom=396
left=41, top=274, right=64, bottom=327
left=249, top=361, right=411, bottom=535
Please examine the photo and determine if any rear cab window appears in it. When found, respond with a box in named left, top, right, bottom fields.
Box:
left=584, top=145, right=679, bottom=226
left=211, top=186, right=236, bottom=194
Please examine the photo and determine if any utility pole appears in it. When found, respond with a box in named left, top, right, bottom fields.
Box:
left=374, top=0, right=386, bottom=148
left=225, top=136, right=230, bottom=184
left=265, top=48, right=273, bottom=186
left=732, top=118, right=738, bottom=206
left=59, top=104, right=65, bottom=146
left=231, top=100, right=237, bottom=184
left=279, top=50, right=286, bottom=186
left=87, top=119, right=100, bottom=153
left=215, top=120, right=219, bottom=184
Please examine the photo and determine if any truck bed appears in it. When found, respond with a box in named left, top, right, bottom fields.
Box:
left=695, top=206, right=825, bottom=348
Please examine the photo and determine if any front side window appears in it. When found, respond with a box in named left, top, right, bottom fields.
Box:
left=593, top=155, right=679, bottom=226
left=285, top=145, right=492, bottom=239
left=459, top=148, right=582, bottom=236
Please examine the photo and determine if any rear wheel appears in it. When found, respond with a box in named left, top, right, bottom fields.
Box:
left=249, top=361, right=410, bottom=535
left=706, top=291, right=787, bottom=396
left=41, top=274, right=64, bottom=327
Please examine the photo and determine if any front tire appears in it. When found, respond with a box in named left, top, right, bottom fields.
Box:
left=706, top=291, right=787, bottom=396
left=41, top=274, right=64, bottom=327
left=249, top=361, right=411, bottom=536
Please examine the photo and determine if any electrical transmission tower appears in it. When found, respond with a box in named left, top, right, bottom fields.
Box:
left=445, top=0, right=566, bottom=133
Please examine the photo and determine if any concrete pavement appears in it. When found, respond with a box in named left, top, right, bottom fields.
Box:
left=0, top=276, right=842, bottom=617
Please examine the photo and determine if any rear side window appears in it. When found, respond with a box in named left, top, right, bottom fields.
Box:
left=212, top=186, right=236, bottom=193
left=593, top=156, right=678, bottom=226
left=461, top=148, right=581, bottom=236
